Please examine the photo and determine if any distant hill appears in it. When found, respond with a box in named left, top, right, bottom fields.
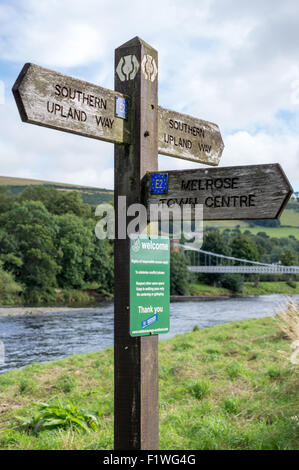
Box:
left=0, top=175, right=113, bottom=205
left=1, top=176, right=298, bottom=236
left=204, top=199, right=299, bottom=239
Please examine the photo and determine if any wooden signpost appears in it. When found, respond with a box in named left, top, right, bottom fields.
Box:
left=143, top=164, right=293, bottom=221
left=12, top=64, right=223, bottom=165
left=157, top=106, right=224, bottom=165
left=13, top=63, right=131, bottom=144
left=113, top=37, right=159, bottom=450
left=12, top=36, right=293, bottom=451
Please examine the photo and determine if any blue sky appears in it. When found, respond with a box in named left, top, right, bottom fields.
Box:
left=0, top=0, right=299, bottom=190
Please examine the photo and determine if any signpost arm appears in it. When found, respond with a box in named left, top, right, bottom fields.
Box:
left=114, top=37, right=159, bottom=450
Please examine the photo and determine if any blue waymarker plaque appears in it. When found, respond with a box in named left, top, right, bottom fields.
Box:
left=115, top=96, right=128, bottom=119
left=150, top=173, right=168, bottom=194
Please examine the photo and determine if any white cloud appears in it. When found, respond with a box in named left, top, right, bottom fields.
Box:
left=223, top=131, right=299, bottom=189
left=0, top=0, right=299, bottom=190
left=0, top=1, right=105, bottom=68
left=0, top=100, right=114, bottom=188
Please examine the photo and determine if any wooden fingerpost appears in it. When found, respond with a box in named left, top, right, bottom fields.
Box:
left=114, top=37, right=159, bottom=449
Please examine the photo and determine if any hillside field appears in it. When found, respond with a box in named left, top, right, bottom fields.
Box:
left=205, top=206, right=299, bottom=238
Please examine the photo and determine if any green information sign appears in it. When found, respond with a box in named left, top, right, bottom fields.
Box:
left=130, top=235, right=170, bottom=337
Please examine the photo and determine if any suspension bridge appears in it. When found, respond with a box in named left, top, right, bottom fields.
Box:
left=175, top=243, right=299, bottom=274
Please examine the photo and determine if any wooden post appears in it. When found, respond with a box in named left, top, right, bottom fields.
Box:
left=114, top=37, right=159, bottom=450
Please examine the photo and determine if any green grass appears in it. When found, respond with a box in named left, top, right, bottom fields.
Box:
left=189, top=283, right=232, bottom=297
left=280, top=209, right=299, bottom=227
left=212, top=224, right=299, bottom=239
left=243, top=281, right=299, bottom=296
left=239, top=226, right=299, bottom=239
left=0, top=316, right=298, bottom=450
left=204, top=206, right=299, bottom=239
left=189, top=281, right=299, bottom=297
left=204, top=220, right=249, bottom=229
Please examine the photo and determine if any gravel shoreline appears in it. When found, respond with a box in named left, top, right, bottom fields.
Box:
left=0, top=306, right=100, bottom=317
left=0, top=296, right=232, bottom=316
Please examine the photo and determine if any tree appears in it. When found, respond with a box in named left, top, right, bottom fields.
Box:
left=220, top=274, right=243, bottom=294
left=17, top=186, right=59, bottom=213
left=202, top=229, right=232, bottom=257
left=88, top=237, right=114, bottom=294
left=18, top=186, right=92, bottom=218
left=54, top=191, right=92, bottom=218
left=200, top=229, right=232, bottom=286
left=0, top=261, right=23, bottom=299
left=170, top=250, right=190, bottom=295
left=55, top=214, right=94, bottom=288
left=1, top=201, right=60, bottom=300
left=229, top=233, right=259, bottom=261
left=280, top=250, right=298, bottom=266
left=0, top=229, right=22, bottom=272
left=0, top=187, right=14, bottom=214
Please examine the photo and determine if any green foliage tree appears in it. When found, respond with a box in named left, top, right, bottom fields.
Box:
left=54, top=191, right=92, bottom=218
left=229, top=233, right=259, bottom=261
left=18, top=186, right=92, bottom=218
left=170, top=250, right=190, bottom=295
left=17, top=186, right=60, bottom=213
left=201, top=229, right=232, bottom=286
left=0, top=229, right=23, bottom=272
left=0, top=261, right=23, bottom=301
left=220, top=274, right=243, bottom=294
left=280, top=249, right=298, bottom=266
left=55, top=214, right=94, bottom=288
left=202, top=229, right=232, bottom=257
left=87, top=236, right=114, bottom=295
left=1, top=201, right=60, bottom=301
left=0, top=187, right=14, bottom=214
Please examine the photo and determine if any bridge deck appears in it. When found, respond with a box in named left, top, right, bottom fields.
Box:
left=188, top=266, right=299, bottom=274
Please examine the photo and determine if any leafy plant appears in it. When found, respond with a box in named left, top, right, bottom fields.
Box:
left=18, top=401, right=100, bottom=435
left=225, top=362, right=243, bottom=380
left=188, top=380, right=211, bottom=400
left=222, top=397, right=240, bottom=414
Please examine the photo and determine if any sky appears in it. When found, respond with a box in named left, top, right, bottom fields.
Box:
left=0, top=0, right=299, bottom=191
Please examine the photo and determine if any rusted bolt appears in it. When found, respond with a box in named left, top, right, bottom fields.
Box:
left=144, top=130, right=150, bottom=137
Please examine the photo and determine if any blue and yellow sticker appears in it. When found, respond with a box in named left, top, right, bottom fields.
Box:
left=115, top=96, right=128, bottom=119
left=150, top=173, right=168, bottom=194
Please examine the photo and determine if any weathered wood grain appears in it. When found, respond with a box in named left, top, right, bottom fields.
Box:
left=12, top=63, right=131, bottom=144
left=157, top=106, right=224, bottom=165
left=114, top=37, right=159, bottom=450
left=12, top=64, right=224, bottom=166
left=143, top=164, right=293, bottom=220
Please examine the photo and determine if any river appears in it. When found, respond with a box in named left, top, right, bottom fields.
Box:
left=0, top=294, right=298, bottom=374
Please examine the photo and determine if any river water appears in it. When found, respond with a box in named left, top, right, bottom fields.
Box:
left=0, top=294, right=298, bottom=374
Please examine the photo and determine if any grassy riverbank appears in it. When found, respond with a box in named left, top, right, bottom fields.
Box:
left=2, top=281, right=299, bottom=308
left=190, top=281, right=299, bottom=297
left=0, top=316, right=298, bottom=450
left=0, top=288, right=109, bottom=308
